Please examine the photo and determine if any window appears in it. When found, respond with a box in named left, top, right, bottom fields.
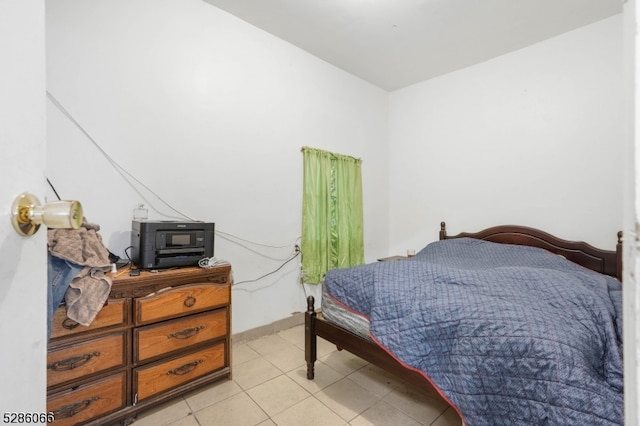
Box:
left=301, top=147, right=364, bottom=283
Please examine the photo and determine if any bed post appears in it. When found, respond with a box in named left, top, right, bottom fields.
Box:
left=305, top=296, right=317, bottom=380
left=439, top=221, right=447, bottom=240
left=617, top=231, right=623, bottom=281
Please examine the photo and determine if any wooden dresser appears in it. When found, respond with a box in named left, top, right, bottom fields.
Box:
left=46, top=264, right=232, bottom=426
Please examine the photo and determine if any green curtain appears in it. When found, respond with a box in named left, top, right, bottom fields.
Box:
left=301, top=147, right=364, bottom=284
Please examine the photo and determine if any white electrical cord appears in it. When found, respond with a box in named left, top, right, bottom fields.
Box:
left=198, top=257, right=230, bottom=268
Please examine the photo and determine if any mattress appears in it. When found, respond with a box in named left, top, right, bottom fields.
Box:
left=321, top=281, right=371, bottom=340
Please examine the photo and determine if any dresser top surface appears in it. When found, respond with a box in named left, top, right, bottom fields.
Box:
left=109, top=264, right=231, bottom=298
left=113, top=264, right=230, bottom=282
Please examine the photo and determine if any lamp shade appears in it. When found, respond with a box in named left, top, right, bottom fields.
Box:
left=31, top=200, right=83, bottom=229
left=11, top=193, right=83, bottom=237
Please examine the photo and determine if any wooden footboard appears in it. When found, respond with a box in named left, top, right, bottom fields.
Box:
left=305, top=295, right=440, bottom=396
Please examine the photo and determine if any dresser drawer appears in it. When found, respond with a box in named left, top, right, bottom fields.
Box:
left=135, top=283, right=229, bottom=325
left=134, top=343, right=226, bottom=402
left=47, top=371, right=126, bottom=426
left=47, top=331, right=128, bottom=388
left=50, top=298, right=128, bottom=340
left=135, top=309, right=228, bottom=363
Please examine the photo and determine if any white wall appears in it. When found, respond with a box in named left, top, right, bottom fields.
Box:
left=46, top=1, right=624, bottom=334
left=0, top=0, right=47, bottom=414
left=624, top=1, right=639, bottom=424
left=389, top=15, right=624, bottom=253
left=46, top=0, right=389, bottom=333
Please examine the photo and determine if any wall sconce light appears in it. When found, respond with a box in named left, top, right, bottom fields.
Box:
left=11, top=192, right=83, bottom=237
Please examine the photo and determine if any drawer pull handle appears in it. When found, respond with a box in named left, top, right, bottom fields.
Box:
left=61, top=318, right=80, bottom=330
left=168, top=325, right=205, bottom=340
left=184, top=295, right=197, bottom=308
left=167, top=359, right=203, bottom=376
left=54, top=396, right=99, bottom=419
left=47, top=351, right=101, bottom=371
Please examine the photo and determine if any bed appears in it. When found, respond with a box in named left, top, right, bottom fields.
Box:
left=304, top=222, right=623, bottom=425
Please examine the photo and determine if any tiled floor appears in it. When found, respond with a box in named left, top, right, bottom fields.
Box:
left=130, top=324, right=463, bottom=426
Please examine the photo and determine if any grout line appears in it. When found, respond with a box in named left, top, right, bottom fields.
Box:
left=138, top=323, right=460, bottom=426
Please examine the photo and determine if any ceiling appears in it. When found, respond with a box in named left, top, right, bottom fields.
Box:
left=202, top=0, right=622, bottom=91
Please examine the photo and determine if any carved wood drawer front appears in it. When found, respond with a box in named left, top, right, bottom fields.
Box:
left=135, top=309, right=228, bottom=363
left=47, top=371, right=126, bottom=426
left=47, top=332, right=127, bottom=388
left=50, top=299, right=128, bottom=340
left=135, top=283, right=230, bottom=325
left=134, top=342, right=226, bottom=402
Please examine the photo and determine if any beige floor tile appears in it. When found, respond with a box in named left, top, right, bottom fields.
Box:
left=262, top=344, right=306, bottom=373
left=132, top=324, right=465, bottom=426
left=131, top=397, right=193, bottom=426
left=247, top=333, right=296, bottom=356
left=166, top=414, right=200, bottom=426
left=184, top=378, right=243, bottom=412
left=246, top=374, right=311, bottom=417
left=319, top=347, right=369, bottom=376
left=194, top=392, right=268, bottom=426
left=232, top=341, right=261, bottom=366
left=232, top=356, right=283, bottom=390
left=350, top=400, right=424, bottom=426
left=317, top=336, right=340, bottom=357
left=270, top=396, right=347, bottom=426
left=384, top=383, right=449, bottom=424
left=314, top=377, right=381, bottom=422
left=347, top=364, right=403, bottom=398
left=432, top=407, right=464, bottom=426
left=277, top=324, right=306, bottom=349
left=287, top=360, right=344, bottom=394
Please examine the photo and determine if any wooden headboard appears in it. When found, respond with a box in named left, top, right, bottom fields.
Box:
left=439, top=222, right=623, bottom=281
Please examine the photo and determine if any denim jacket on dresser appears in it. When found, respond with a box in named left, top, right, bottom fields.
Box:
left=47, top=252, right=82, bottom=340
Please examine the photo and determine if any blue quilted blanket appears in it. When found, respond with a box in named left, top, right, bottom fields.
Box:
left=324, top=238, right=623, bottom=425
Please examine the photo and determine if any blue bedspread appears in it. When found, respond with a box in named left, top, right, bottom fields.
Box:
left=324, top=238, right=623, bottom=425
